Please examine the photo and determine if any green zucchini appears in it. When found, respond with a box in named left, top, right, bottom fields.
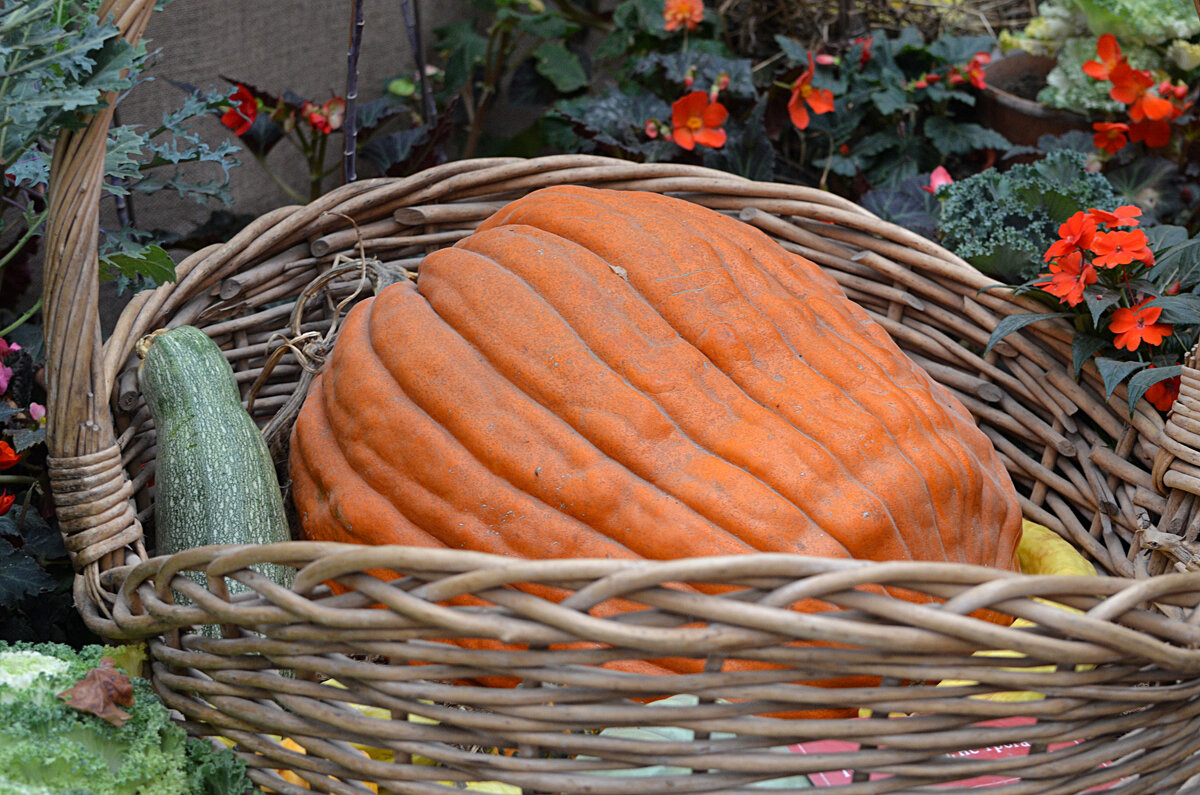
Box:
left=137, top=325, right=293, bottom=605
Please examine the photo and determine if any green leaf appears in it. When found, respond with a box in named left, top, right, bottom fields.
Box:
left=984, top=312, right=1073, bottom=357
left=0, top=540, right=57, bottom=606
left=702, top=100, right=774, bottom=181
left=1071, top=334, right=1109, bottom=377
left=870, top=84, right=911, bottom=116
left=924, top=118, right=1010, bottom=155
left=532, top=41, right=588, bottom=93
left=518, top=11, right=578, bottom=39
left=1128, top=365, right=1183, bottom=414
left=9, top=426, right=44, bottom=453
left=1083, top=286, right=1121, bottom=328
left=100, top=244, right=176, bottom=287
left=774, top=35, right=809, bottom=64
left=1144, top=293, right=1200, bottom=325
left=1094, top=356, right=1149, bottom=400
left=435, top=20, right=488, bottom=95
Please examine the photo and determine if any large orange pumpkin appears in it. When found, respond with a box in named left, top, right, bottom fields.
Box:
left=288, top=186, right=1023, bottom=706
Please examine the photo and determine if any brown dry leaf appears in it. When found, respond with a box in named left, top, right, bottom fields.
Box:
left=56, top=657, right=134, bottom=726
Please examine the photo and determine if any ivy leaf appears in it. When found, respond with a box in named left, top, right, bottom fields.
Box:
left=983, top=312, right=1073, bottom=357
left=924, top=118, right=1011, bottom=156
left=0, top=539, right=57, bottom=607
left=1071, top=334, right=1109, bottom=377
left=531, top=41, right=588, bottom=93
left=1094, top=356, right=1149, bottom=400
left=1127, top=365, right=1183, bottom=414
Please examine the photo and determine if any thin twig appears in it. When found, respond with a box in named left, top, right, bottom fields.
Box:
left=343, top=0, right=365, bottom=184
left=399, top=0, right=436, bottom=125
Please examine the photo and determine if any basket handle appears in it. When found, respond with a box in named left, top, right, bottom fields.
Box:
left=43, top=0, right=156, bottom=596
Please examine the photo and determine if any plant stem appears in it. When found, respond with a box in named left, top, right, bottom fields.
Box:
left=253, top=153, right=307, bottom=204
left=399, top=0, right=436, bottom=125
left=0, top=475, right=37, bottom=485
left=311, top=133, right=329, bottom=202
left=344, top=0, right=364, bottom=184
left=0, top=210, right=45, bottom=274
left=0, top=295, right=40, bottom=337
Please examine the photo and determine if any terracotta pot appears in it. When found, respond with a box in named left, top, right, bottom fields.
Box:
left=979, top=51, right=1092, bottom=147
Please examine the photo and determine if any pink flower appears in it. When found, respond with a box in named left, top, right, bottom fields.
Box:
left=29, top=403, right=45, bottom=426
left=0, top=364, right=10, bottom=396
left=922, top=166, right=953, bottom=194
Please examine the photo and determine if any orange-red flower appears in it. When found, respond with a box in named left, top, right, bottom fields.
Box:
left=1082, top=34, right=1124, bottom=81
left=921, top=165, right=953, bottom=194
left=0, top=492, right=12, bottom=516
left=1092, top=121, right=1129, bottom=154
left=1092, top=228, right=1154, bottom=268
left=671, top=91, right=728, bottom=150
left=788, top=53, right=835, bottom=130
left=1044, top=211, right=1097, bottom=262
left=1109, top=300, right=1172, bottom=351
left=1036, top=250, right=1097, bottom=307
left=1145, top=367, right=1181, bottom=412
left=663, top=0, right=704, bottom=32
left=965, top=52, right=991, bottom=90
left=0, top=441, right=17, bottom=470
left=1088, top=205, right=1141, bottom=227
left=220, top=85, right=258, bottom=136
left=1109, top=62, right=1174, bottom=121
left=1128, top=118, right=1173, bottom=148
left=303, top=97, right=346, bottom=134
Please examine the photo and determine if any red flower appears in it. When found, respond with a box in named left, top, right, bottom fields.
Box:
left=663, top=0, right=704, bottom=31
left=1145, top=367, right=1181, bottom=412
left=1128, top=118, right=1173, bottom=148
left=0, top=492, right=12, bottom=516
left=1108, top=63, right=1174, bottom=121
left=220, top=85, right=257, bottom=136
left=1043, top=211, right=1097, bottom=262
left=788, top=53, right=835, bottom=130
left=921, top=166, right=953, bottom=194
left=304, top=97, right=346, bottom=134
left=1082, top=34, right=1124, bottom=81
left=0, top=441, right=17, bottom=470
left=1035, top=250, right=1097, bottom=307
left=671, top=91, right=728, bottom=150
left=1092, top=228, right=1154, bottom=268
left=965, top=52, right=991, bottom=90
left=1092, top=121, right=1129, bottom=154
left=1109, top=300, right=1173, bottom=351
left=854, top=36, right=873, bottom=67
left=1088, top=205, right=1141, bottom=227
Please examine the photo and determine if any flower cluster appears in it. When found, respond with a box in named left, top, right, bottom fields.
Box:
left=0, top=440, right=16, bottom=516
left=1084, top=34, right=1192, bottom=152
left=218, top=84, right=346, bottom=138
left=663, top=0, right=704, bottom=32
left=911, top=51, right=992, bottom=91
left=1033, top=205, right=1182, bottom=411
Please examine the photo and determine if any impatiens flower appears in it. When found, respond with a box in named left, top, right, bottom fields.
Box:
left=1088, top=205, right=1141, bottom=227
left=0, top=492, right=12, bottom=517
left=220, top=85, right=257, bottom=136
left=1109, top=63, right=1174, bottom=121
left=670, top=91, right=728, bottom=150
left=1092, top=121, right=1129, bottom=154
left=921, top=166, right=953, bottom=194
left=0, top=339, right=18, bottom=358
left=1043, top=211, right=1097, bottom=262
left=1145, top=367, right=1181, bottom=412
left=29, top=403, right=45, bottom=426
left=1091, top=228, right=1154, bottom=268
left=303, top=97, right=346, bottom=134
left=1035, top=250, right=1097, bottom=307
left=788, top=53, right=835, bottom=130
left=0, top=441, right=16, bottom=470
left=663, top=0, right=704, bottom=32
left=1083, top=34, right=1124, bottom=81
left=1109, top=300, right=1173, bottom=351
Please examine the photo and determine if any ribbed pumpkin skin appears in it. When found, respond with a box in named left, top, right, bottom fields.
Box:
left=290, top=186, right=1022, bottom=576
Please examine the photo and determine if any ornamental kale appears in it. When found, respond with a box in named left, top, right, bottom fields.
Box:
left=0, top=641, right=252, bottom=795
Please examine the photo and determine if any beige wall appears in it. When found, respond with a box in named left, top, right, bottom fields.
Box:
left=114, top=0, right=459, bottom=235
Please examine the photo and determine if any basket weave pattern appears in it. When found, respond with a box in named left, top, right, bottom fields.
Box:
left=38, top=2, right=1200, bottom=791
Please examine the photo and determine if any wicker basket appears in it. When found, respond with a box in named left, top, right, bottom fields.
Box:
left=40, top=2, right=1200, bottom=792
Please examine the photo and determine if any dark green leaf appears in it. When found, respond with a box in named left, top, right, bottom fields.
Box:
left=9, top=426, right=44, bottom=453
left=0, top=541, right=57, bottom=607
left=861, top=173, right=940, bottom=239
left=870, top=85, right=911, bottom=116
left=1128, top=365, right=1183, bottom=414
left=100, top=244, right=176, bottom=287
left=923, top=118, right=1010, bottom=155
left=1143, top=293, right=1200, bottom=325
left=1083, top=286, right=1121, bottom=328
left=12, top=511, right=68, bottom=563
left=1094, top=356, right=1149, bottom=400
left=701, top=101, right=774, bottom=181
left=984, top=312, right=1073, bottom=357
left=435, top=20, right=488, bottom=94
left=517, top=12, right=577, bottom=39
left=774, top=35, right=808, bottom=64
left=927, top=34, right=995, bottom=64
left=531, top=42, right=588, bottom=93
left=1071, top=334, right=1109, bottom=377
